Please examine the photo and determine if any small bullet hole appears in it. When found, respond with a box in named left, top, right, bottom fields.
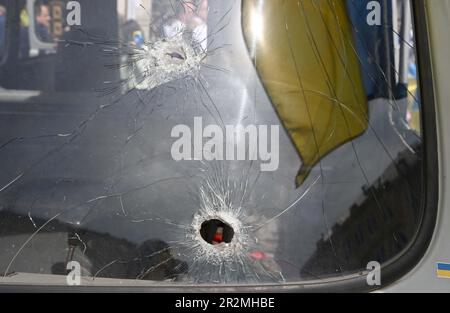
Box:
left=166, top=51, right=186, bottom=60
left=200, top=219, right=234, bottom=245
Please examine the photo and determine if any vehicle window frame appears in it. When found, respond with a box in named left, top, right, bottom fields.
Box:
left=0, top=0, right=438, bottom=293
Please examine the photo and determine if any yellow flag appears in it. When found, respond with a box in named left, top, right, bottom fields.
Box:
left=243, top=0, right=368, bottom=187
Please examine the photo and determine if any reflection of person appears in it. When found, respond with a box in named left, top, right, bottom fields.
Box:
left=0, top=6, right=6, bottom=52
left=122, top=19, right=145, bottom=48
left=162, top=17, right=184, bottom=39
left=19, top=8, right=30, bottom=58
left=35, top=3, right=52, bottom=42
left=162, top=0, right=208, bottom=52
left=120, top=18, right=146, bottom=90
left=197, top=0, right=208, bottom=22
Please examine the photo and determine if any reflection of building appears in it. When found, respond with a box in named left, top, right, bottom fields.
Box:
left=302, top=146, right=422, bottom=278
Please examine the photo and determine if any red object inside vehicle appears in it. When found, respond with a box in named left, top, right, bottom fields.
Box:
left=213, top=232, right=223, bottom=243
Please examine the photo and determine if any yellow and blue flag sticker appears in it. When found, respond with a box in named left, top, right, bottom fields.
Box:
left=437, top=263, right=450, bottom=279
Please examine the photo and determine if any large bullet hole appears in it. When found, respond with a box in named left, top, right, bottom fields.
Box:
left=200, top=219, right=234, bottom=245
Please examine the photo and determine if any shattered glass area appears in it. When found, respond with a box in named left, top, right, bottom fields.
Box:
left=0, top=0, right=424, bottom=285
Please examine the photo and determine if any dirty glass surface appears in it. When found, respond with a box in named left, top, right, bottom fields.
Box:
left=0, top=0, right=424, bottom=285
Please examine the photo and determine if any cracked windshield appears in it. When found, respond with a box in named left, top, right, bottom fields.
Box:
left=0, top=0, right=423, bottom=285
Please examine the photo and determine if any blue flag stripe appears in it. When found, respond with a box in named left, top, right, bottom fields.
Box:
left=437, top=263, right=450, bottom=271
